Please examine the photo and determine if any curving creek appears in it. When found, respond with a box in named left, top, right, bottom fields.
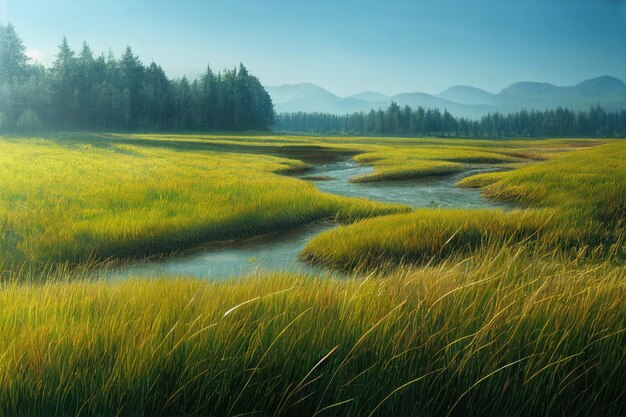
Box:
left=111, top=159, right=506, bottom=280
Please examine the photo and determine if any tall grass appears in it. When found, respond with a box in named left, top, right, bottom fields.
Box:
left=350, top=160, right=465, bottom=183
left=0, top=135, right=406, bottom=275
left=457, top=141, right=626, bottom=227
left=300, top=209, right=553, bottom=271
left=1, top=133, right=623, bottom=416
left=0, top=246, right=623, bottom=416
left=346, top=138, right=600, bottom=182
left=0, top=133, right=604, bottom=275
left=303, top=141, right=625, bottom=271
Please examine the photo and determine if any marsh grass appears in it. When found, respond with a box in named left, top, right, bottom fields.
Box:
left=345, top=138, right=597, bottom=183
left=300, top=209, right=554, bottom=271
left=0, top=134, right=606, bottom=275
left=0, top=133, right=623, bottom=416
left=303, top=141, right=625, bottom=272
left=0, top=245, right=623, bottom=417
left=0, top=134, right=407, bottom=275
left=350, top=160, right=465, bottom=183
left=457, top=141, right=625, bottom=221
left=301, top=175, right=335, bottom=181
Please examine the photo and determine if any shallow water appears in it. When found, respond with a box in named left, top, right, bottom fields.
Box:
left=306, top=160, right=502, bottom=209
left=110, top=159, right=505, bottom=279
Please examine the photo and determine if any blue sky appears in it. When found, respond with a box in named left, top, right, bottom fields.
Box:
left=1, top=0, right=625, bottom=96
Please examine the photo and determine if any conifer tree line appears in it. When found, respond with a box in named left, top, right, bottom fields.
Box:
left=277, top=102, right=626, bottom=138
left=0, top=23, right=274, bottom=132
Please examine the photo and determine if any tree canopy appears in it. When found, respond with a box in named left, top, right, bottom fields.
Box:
left=277, top=103, right=626, bottom=138
left=0, top=23, right=274, bottom=132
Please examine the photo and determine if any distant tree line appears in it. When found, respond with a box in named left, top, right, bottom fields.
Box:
left=277, top=102, right=626, bottom=138
left=0, top=23, right=274, bottom=132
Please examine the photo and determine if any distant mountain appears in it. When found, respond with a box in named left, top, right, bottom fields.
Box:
left=335, top=97, right=376, bottom=113
left=392, top=92, right=451, bottom=109
left=265, top=83, right=374, bottom=114
left=499, top=82, right=562, bottom=98
left=577, top=75, right=626, bottom=96
left=437, top=85, right=496, bottom=105
left=265, top=83, right=339, bottom=105
left=497, top=75, right=626, bottom=111
left=349, top=91, right=391, bottom=102
left=391, top=93, right=495, bottom=119
left=266, top=75, right=626, bottom=119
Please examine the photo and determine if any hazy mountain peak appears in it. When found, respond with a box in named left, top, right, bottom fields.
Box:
left=576, top=75, right=626, bottom=93
left=350, top=91, right=391, bottom=102
left=436, top=85, right=496, bottom=105
left=265, top=83, right=338, bottom=104
left=499, top=81, right=560, bottom=97
left=266, top=76, right=626, bottom=118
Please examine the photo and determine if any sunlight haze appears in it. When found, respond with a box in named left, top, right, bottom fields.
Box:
left=2, top=0, right=625, bottom=96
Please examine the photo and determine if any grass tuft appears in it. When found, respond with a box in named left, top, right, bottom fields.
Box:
left=0, top=247, right=623, bottom=416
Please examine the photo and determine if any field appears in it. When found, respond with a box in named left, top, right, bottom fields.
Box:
left=0, top=133, right=624, bottom=416
left=0, top=133, right=406, bottom=277
left=302, top=141, right=625, bottom=271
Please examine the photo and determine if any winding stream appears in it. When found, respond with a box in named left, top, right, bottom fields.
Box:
left=110, top=160, right=505, bottom=279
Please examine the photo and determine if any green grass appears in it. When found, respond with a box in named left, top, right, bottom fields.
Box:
left=302, top=141, right=625, bottom=272
left=0, top=133, right=594, bottom=276
left=0, top=134, right=407, bottom=276
left=457, top=141, right=626, bottom=227
left=350, top=160, right=465, bottom=182
left=0, top=246, right=623, bottom=417
left=300, top=209, right=552, bottom=271
left=346, top=138, right=599, bottom=182
left=0, top=133, right=623, bottom=416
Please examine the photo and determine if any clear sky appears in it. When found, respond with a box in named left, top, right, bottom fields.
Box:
left=1, top=0, right=625, bottom=96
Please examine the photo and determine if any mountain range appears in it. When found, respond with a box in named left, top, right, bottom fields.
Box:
left=266, top=75, right=626, bottom=119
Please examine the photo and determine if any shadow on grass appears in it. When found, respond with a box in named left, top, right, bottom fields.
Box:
left=40, top=132, right=356, bottom=163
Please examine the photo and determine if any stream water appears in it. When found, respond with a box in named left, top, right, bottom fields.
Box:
left=110, top=160, right=505, bottom=279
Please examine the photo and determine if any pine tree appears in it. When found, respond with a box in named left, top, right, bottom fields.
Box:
left=0, top=23, right=29, bottom=86
left=51, top=37, right=79, bottom=128
left=119, top=46, right=145, bottom=129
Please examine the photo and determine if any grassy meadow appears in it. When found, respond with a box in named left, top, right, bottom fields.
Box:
left=302, top=141, right=625, bottom=271
left=1, top=247, right=624, bottom=417
left=0, top=133, right=407, bottom=277
left=0, top=133, right=624, bottom=416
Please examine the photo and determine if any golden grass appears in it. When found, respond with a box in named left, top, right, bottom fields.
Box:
left=350, top=160, right=465, bottom=182
left=1, top=133, right=597, bottom=275
left=457, top=141, right=626, bottom=220
left=333, top=138, right=603, bottom=183
left=0, top=133, right=623, bottom=416
left=302, top=141, right=625, bottom=271
left=0, top=245, right=623, bottom=416
left=301, top=209, right=552, bottom=271
left=0, top=134, right=407, bottom=275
